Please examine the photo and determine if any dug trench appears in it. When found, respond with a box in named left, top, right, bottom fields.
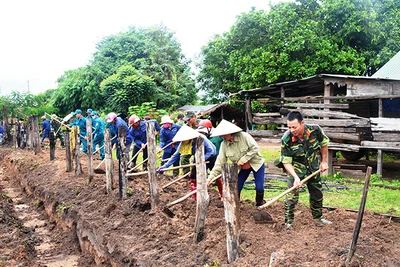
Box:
left=1, top=147, right=400, bottom=266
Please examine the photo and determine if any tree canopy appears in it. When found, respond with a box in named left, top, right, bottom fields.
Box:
left=53, top=25, right=197, bottom=116
left=197, top=0, right=400, bottom=103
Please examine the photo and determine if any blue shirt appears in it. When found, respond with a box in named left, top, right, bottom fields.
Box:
left=162, top=135, right=216, bottom=169
left=0, top=125, right=4, bottom=134
left=160, top=123, right=181, bottom=153
left=92, top=117, right=105, bottom=137
left=114, top=117, right=133, bottom=145
left=70, top=117, right=87, bottom=136
left=42, top=120, right=51, bottom=132
left=129, top=120, right=161, bottom=149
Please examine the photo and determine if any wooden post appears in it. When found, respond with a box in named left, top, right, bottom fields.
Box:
left=13, top=124, right=18, bottom=149
left=346, top=166, right=372, bottom=265
left=74, top=126, right=82, bottom=176
left=194, top=137, right=209, bottom=243
left=245, top=95, right=252, bottom=131
left=146, top=122, right=159, bottom=208
left=49, top=131, right=55, bottom=160
left=2, top=106, right=9, bottom=144
left=118, top=126, right=127, bottom=199
left=377, top=98, right=383, bottom=177
left=104, top=129, right=114, bottom=194
left=86, top=119, right=94, bottom=183
left=327, top=149, right=334, bottom=175
left=65, top=131, right=72, bottom=172
left=280, top=86, right=285, bottom=131
left=32, top=115, right=40, bottom=155
left=222, top=163, right=240, bottom=263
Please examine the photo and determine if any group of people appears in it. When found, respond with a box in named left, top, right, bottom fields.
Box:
left=40, top=108, right=332, bottom=228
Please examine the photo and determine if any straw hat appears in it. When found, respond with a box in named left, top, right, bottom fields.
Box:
left=172, top=125, right=200, bottom=142
left=210, top=119, right=243, bottom=137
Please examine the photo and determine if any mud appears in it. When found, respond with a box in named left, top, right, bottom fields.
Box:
left=0, top=147, right=400, bottom=266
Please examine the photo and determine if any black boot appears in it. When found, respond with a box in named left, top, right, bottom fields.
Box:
left=255, top=192, right=265, bottom=206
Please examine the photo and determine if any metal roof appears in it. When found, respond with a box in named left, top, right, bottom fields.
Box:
left=372, top=51, right=400, bottom=79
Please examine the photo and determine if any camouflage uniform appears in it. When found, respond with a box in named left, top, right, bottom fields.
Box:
left=51, top=119, right=65, bottom=148
left=278, top=124, right=329, bottom=225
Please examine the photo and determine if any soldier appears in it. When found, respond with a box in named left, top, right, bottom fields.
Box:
left=277, top=111, right=332, bottom=228
left=50, top=114, right=65, bottom=148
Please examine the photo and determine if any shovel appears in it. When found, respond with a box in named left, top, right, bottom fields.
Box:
left=257, top=170, right=321, bottom=210
left=94, top=158, right=106, bottom=174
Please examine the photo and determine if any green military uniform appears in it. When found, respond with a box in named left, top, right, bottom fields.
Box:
left=51, top=118, right=65, bottom=148
left=278, top=124, right=329, bottom=225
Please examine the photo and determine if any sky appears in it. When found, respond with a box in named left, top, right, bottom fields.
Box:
left=0, top=0, right=288, bottom=96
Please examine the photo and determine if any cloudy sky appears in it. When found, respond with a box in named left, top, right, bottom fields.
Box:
left=0, top=0, right=289, bottom=96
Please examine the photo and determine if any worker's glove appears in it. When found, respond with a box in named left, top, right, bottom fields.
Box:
left=157, top=167, right=165, bottom=174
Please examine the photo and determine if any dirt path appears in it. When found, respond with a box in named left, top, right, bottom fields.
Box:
left=1, top=147, right=400, bottom=266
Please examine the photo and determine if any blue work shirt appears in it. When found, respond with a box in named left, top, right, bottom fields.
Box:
left=130, top=120, right=161, bottom=149
left=162, top=135, right=216, bottom=169
left=114, top=117, right=133, bottom=145
left=160, top=123, right=181, bottom=153
left=70, top=117, right=87, bottom=136
left=42, top=120, right=51, bottom=132
left=93, top=117, right=105, bottom=138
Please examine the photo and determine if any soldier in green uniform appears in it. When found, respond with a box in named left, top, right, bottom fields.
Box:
left=50, top=114, right=65, bottom=148
left=277, top=111, right=332, bottom=228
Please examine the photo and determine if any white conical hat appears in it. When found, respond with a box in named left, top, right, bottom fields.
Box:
left=172, top=125, right=200, bottom=142
left=211, top=119, right=243, bottom=137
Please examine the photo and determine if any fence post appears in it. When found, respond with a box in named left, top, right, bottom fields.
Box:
left=74, top=126, right=82, bottom=176
left=146, top=122, right=159, bottom=209
left=49, top=132, right=55, bottom=160
left=32, top=115, right=40, bottom=155
left=222, top=163, right=240, bottom=263
left=194, top=137, right=209, bottom=243
left=118, top=126, right=127, bottom=199
left=65, top=131, right=72, bottom=172
left=104, top=129, right=114, bottom=194
left=86, top=119, right=93, bottom=183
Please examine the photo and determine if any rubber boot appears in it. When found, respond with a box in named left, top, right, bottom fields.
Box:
left=190, top=179, right=197, bottom=201
left=216, top=178, right=223, bottom=199
left=255, top=191, right=266, bottom=206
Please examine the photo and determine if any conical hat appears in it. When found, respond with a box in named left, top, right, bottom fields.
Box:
left=211, top=119, right=243, bottom=137
left=173, top=125, right=200, bottom=142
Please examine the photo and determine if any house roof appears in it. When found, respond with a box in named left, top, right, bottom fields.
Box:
left=177, top=103, right=244, bottom=119
left=372, top=51, right=400, bottom=79
left=239, top=73, right=400, bottom=98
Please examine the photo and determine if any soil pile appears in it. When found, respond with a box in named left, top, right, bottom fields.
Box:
left=0, top=148, right=399, bottom=266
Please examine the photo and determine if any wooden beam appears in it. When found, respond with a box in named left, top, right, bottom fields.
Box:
left=264, top=103, right=349, bottom=109
left=253, top=117, right=370, bottom=127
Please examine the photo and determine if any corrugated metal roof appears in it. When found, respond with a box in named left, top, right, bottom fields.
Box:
left=372, top=51, right=400, bottom=79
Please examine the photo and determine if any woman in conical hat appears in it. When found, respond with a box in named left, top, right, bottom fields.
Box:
left=208, top=119, right=266, bottom=206
left=158, top=125, right=217, bottom=201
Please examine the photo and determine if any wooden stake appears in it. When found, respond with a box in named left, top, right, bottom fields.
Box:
left=118, top=126, right=127, bottom=199
left=73, top=126, right=82, bottom=176
left=49, top=132, right=55, bottom=160
left=146, top=122, right=159, bottom=209
left=194, top=137, right=209, bottom=243
left=64, top=131, right=72, bottom=172
left=104, top=129, right=114, bottom=194
left=346, top=166, right=372, bottom=265
left=87, top=119, right=94, bottom=183
left=222, top=163, right=240, bottom=263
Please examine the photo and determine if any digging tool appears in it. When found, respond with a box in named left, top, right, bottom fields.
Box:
left=94, top=158, right=106, bottom=174
left=257, top=170, right=321, bottom=210
left=162, top=172, right=191, bottom=190
left=166, top=173, right=221, bottom=208
left=93, top=136, right=117, bottom=154
left=127, top=144, right=147, bottom=166
left=127, top=142, right=173, bottom=172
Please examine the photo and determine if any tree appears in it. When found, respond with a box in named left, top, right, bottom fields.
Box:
left=54, top=25, right=197, bottom=115
left=197, top=0, right=400, bottom=102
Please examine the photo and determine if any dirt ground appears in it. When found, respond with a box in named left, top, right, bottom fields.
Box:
left=1, top=146, right=400, bottom=267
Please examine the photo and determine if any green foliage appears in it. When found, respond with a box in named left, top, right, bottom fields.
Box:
left=54, top=25, right=197, bottom=115
left=197, top=0, right=400, bottom=101
left=128, top=102, right=168, bottom=122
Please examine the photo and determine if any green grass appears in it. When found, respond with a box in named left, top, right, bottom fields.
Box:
left=240, top=147, right=400, bottom=216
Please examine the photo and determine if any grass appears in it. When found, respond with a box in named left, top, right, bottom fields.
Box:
left=240, top=147, right=400, bottom=216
